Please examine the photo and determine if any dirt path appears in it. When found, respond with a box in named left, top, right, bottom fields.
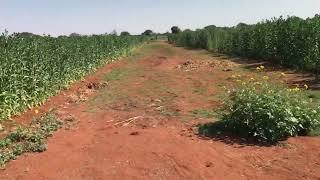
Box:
left=1, top=41, right=320, bottom=180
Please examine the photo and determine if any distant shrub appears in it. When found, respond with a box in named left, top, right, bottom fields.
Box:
left=120, top=31, right=130, bottom=36
left=142, top=30, right=154, bottom=36
left=171, top=26, right=181, bottom=34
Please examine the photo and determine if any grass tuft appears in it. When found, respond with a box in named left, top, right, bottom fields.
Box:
left=0, top=113, right=63, bottom=166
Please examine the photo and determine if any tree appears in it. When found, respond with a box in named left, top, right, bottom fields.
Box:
left=15, top=32, right=37, bottom=37
left=171, top=26, right=181, bottom=34
left=69, top=33, right=81, bottom=37
left=204, top=25, right=217, bottom=30
left=142, top=30, right=153, bottom=36
left=13, top=32, right=41, bottom=38
left=120, top=31, right=130, bottom=36
left=110, top=30, right=118, bottom=36
left=236, top=23, right=248, bottom=28
left=57, top=35, right=68, bottom=38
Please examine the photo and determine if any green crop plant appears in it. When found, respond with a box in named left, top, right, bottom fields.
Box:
left=0, top=33, right=145, bottom=121
left=168, top=14, right=320, bottom=76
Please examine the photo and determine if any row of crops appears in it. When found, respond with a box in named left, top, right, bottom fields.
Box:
left=169, top=15, right=320, bottom=76
left=0, top=33, right=146, bottom=120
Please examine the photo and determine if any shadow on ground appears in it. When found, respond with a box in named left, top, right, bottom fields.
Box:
left=197, top=121, right=276, bottom=148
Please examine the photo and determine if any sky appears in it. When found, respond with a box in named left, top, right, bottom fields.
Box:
left=1, top=0, right=320, bottom=36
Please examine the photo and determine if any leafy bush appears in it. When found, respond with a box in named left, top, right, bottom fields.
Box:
left=220, top=75, right=320, bottom=142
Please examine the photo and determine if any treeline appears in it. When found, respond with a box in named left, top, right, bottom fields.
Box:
left=168, top=15, right=320, bottom=76
left=0, top=33, right=145, bottom=120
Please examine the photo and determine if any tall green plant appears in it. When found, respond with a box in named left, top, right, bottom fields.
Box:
left=169, top=15, right=320, bottom=74
left=0, top=33, right=145, bottom=120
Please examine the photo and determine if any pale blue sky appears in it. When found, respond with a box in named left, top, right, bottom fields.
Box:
left=1, top=0, right=320, bottom=36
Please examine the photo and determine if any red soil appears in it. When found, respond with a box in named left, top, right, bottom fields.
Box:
left=0, top=42, right=319, bottom=180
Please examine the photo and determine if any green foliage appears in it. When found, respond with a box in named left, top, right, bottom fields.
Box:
left=169, top=15, right=320, bottom=74
left=171, top=26, right=181, bottom=34
left=0, top=113, right=63, bottom=166
left=142, top=30, right=153, bottom=36
left=120, top=31, right=131, bottom=36
left=0, top=33, right=145, bottom=121
left=219, top=77, right=320, bottom=142
left=69, top=33, right=82, bottom=37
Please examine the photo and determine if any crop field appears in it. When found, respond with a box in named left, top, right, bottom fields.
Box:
left=169, top=15, right=320, bottom=76
left=0, top=14, right=320, bottom=180
left=0, top=34, right=145, bottom=121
